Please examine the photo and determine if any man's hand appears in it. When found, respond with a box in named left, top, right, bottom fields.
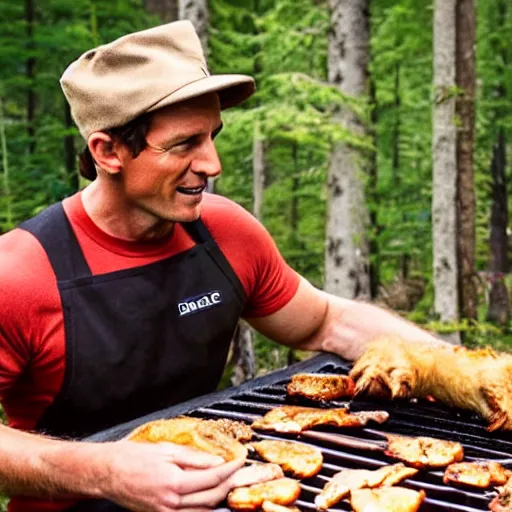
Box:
left=98, top=441, right=280, bottom=512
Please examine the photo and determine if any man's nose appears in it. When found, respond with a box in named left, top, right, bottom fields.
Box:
left=191, top=139, right=222, bottom=178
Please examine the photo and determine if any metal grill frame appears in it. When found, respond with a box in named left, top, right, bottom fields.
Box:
left=85, top=353, right=512, bottom=511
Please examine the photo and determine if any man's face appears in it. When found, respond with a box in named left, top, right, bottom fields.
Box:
left=117, top=93, right=223, bottom=223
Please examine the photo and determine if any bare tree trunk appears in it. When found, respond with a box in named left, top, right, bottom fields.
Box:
left=390, top=63, right=411, bottom=280
left=179, top=0, right=210, bottom=191
left=325, top=0, right=371, bottom=300
left=227, top=124, right=266, bottom=385
left=487, top=129, right=509, bottom=325
left=0, top=96, right=13, bottom=231
left=432, top=0, right=459, bottom=343
left=229, top=322, right=255, bottom=387
left=26, top=0, right=36, bottom=154
left=64, top=103, right=78, bottom=191
left=145, top=0, right=178, bottom=21
left=456, top=0, right=477, bottom=321
left=178, top=0, right=208, bottom=55
left=252, top=127, right=266, bottom=220
left=368, top=77, right=380, bottom=299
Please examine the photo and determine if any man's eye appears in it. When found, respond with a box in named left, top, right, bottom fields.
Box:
left=174, top=137, right=197, bottom=149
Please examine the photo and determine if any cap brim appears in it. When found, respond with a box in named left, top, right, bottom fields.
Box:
left=147, top=74, right=255, bottom=113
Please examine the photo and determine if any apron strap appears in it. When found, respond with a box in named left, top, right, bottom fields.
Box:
left=19, top=202, right=92, bottom=281
left=183, top=217, right=246, bottom=303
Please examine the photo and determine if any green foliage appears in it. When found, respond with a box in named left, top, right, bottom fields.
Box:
left=0, top=0, right=156, bottom=231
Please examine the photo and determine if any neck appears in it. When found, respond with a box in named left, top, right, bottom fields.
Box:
left=81, top=180, right=175, bottom=241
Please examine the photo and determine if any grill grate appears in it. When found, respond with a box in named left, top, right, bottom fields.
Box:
left=86, top=353, right=512, bottom=511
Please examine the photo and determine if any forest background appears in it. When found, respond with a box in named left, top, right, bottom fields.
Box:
left=1, top=0, right=512, bottom=399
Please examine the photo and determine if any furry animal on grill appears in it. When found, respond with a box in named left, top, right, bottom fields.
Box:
left=350, top=337, right=512, bottom=431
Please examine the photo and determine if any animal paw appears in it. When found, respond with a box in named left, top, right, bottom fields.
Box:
left=349, top=337, right=417, bottom=400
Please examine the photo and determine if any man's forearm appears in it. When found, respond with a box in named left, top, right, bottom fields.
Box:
left=312, top=293, right=445, bottom=361
left=0, top=423, right=107, bottom=499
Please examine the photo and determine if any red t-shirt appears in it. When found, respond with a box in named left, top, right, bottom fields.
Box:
left=0, top=192, right=300, bottom=512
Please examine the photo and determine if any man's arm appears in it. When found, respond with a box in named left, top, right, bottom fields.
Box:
left=0, top=422, right=253, bottom=510
left=247, top=277, right=443, bottom=361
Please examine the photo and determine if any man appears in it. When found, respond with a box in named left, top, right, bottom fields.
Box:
left=0, top=21, right=439, bottom=512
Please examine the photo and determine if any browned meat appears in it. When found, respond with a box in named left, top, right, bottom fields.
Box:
left=350, top=487, right=425, bottom=512
left=286, top=373, right=355, bottom=401
left=444, top=461, right=511, bottom=488
left=379, top=463, right=419, bottom=486
left=251, top=405, right=389, bottom=434
left=490, top=476, right=512, bottom=512
left=203, top=418, right=254, bottom=442
left=227, top=477, right=301, bottom=511
left=229, top=463, right=284, bottom=489
left=250, top=439, right=323, bottom=479
left=314, top=463, right=418, bottom=510
left=126, top=416, right=247, bottom=461
left=384, top=434, right=464, bottom=469
left=350, top=337, right=512, bottom=431
left=260, top=501, right=301, bottom=512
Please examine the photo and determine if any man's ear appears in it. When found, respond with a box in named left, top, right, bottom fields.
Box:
left=87, top=132, right=123, bottom=175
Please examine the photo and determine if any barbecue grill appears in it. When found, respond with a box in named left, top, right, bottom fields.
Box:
left=86, top=353, right=512, bottom=512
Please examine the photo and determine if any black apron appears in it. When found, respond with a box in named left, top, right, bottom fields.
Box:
left=19, top=200, right=245, bottom=437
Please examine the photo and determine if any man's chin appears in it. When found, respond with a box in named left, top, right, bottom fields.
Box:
left=170, top=206, right=202, bottom=224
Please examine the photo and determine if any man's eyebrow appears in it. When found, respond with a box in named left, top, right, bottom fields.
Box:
left=159, top=122, right=224, bottom=147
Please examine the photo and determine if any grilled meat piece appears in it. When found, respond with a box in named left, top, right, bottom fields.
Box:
left=204, top=418, right=254, bottom=442
left=350, top=337, right=512, bottom=431
left=251, top=405, right=389, bottom=433
left=227, top=477, right=301, bottom=511
left=385, top=434, right=463, bottom=469
left=378, top=463, right=419, bottom=486
left=314, top=463, right=418, bottom=510
left=286, top=373, right=355, bottom=401
left=250, top=439, right=323, bottom=479
left=126, top=416, right=247, bottom=461
left=490, top=476, right=512, bottom=512
left=350, top=487, right=425, bottom=512
left=230, top=463, right=284, bottom=489
left=260, top=501, right=301, bottom=512
left=444, top=461, right=511, bottom=488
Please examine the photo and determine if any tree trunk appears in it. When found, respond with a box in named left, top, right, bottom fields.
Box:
left=252, top=128, right=266, bottom=221
left=178, top=0, right=208, bottom=55
left=432, top=0, right=459, bottom=342
left=487, top=129, right=509, bottom=325
left=26, top=0, right=36, bottom=154
left=455, top=0, right=477, bottom=321
left=0, top=96, right=13, bottom=231
left=145, top=0, right=179, bottom=21
left=227, top=124, right=266, bottom=385
left=64, top=103, right=78, bottom=191
left=229, top=321, right=255, bottom=387
left=325, top=0, right=371, bottom=300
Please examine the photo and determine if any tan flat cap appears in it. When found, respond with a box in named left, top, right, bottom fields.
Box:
left=60, top=20, right=255, bottom=139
